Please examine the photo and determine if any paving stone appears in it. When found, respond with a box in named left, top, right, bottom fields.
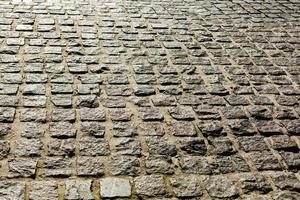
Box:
left=8, top=158, right=37, bottom=178
left=0, top=107, right=15, bottom=122
left=112, top=137, right=141, bottom=155
left=20, top=122, right=44, bottom=138
left=134, top=175, right=168, bottom=197
left=100, top=178, right=131, bottom=198
left=112, top=122, right=137, bottom=137
left=179, top=156, right=212, bottom=174
left=51, top=108, right=76, bottom=122
left=1, top=0, right=300, bottom=198
left=237, top=173, right=272, bottom=194
left=19, top=108, right=47, bottom=122
left=43, top=157, right=72, bottom=177
left=279, top=152, right=300, bottom=170
left=249, top=151, right=282, bottom=170
left=273, top=191, right=300, bottom=200
left=197, top=121, right=225, bottom=137
left=139, top=122, right=165, bottom=136
left=109, top=108, right=133, bottom=121
left=29, top=181, right=59, bottom=200
left=47, top=138, right=75, bottom=156
left=80, top=108, right=106, bottom=121
left=204, top=175, right=239, bottom=198
left=170, top=175, right=203, bottom=197
left=14, top=138, right=43, bottom=156
left=65, top=180, right=94, bottom=200
left=210, top=137, right=236, bottom=155
left=0, top=140, right=10, bottom=159
left=146, top=137, right=177, bottom=156
left=270, top=172, right=300, bottom=191
left=238, top=136, right=269, bottom=152
left=49, top=122, right=76, bottom=138
left=109, top=155, right=140, bottom=176
left=168, top=106, right=195, bottom=120
left=268, top=135, right=298, bottom=151
left=80, top=121, right=105, bottom=137
left=77, top=157, right=104, bottom=176
left=79, top=137, right=110, bottom=156
left=167, top=121, right=197, bottom=136
left=180, top=138, right=207, bottom=155
left=145, top=156, right=174, bottom=174
left=139, top=107, right=164, bottom=121
left=0, top=181, right=25, bottom=200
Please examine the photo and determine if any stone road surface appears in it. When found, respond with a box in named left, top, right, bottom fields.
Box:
left=0, top=0, right=300, bottom=199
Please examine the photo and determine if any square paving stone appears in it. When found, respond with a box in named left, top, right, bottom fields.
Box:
left=65, top=180, right=94, bottom=200
left=29, top=181, right=59, bottom=200
left=0, top=181, right=25, bottom=200
left=100, top=178, right=131, bottom=198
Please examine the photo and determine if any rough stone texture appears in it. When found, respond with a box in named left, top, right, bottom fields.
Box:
left=204, top=175, right=239, bottom=198
left=0, top=181, right=25, bottom=200
left=134, top=175, right=168, bottom=197
left=100, top=178, right=131, bottom=198
left=0, top=0, right=300, bottom=199
left=170, top=176, right=203, bottom=197
left=65, top=180, right=94, bottom=200
left=29, top=181, right=59, bottom=200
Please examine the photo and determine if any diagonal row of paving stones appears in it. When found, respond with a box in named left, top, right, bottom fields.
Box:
left=0, top=0, right=300, bottom=199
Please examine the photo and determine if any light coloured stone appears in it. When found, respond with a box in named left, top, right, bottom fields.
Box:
left=29, top=181, right=59, bottom=200
left=65, top=180, right=94, bottom=200
left=0, top=181, right=25, bottom=200
left=100, top=178, right=131, bottom=198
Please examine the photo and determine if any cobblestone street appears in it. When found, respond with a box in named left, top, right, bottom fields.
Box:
left=0, top=0, right=300, bottom=199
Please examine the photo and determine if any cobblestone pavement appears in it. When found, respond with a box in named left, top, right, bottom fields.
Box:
left=0, top=0, right=300, bottom=199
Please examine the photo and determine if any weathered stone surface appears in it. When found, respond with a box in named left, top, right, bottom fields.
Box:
left=179, top=156, right=211, bottom=174
left=80, top=108, right=106, bottom=121
left=270, top=172, right=300, bottom=191
left=167, top=121, right=197, bottom=136
left=112, top=122, right=137, bottom=137
left=249, top=151, right=282, bottom=170
left=29, top=181, right=59, bottom=200
left=204, top=175, right=239, bottom=198
left=80, top=121, right=105, bottom=137
left=134, top=175, right=168, bottom=197
left=1, top=0, right=300, bottom=198
left=20, top=122, right=44, bottom=138
left=112, top=138, right=141, bottom=155
left=180, top=139, right=207, bottom=155
left=0, top=181, right=25, bottom=200
left=65, top=180, right=94, bottom=200
left=139, top=107, right=164, bottom=121
left=0, top=107, right=15, bottom=122
left=145, top=156, right=174, bottom=174
left=43, top=157, right=72, bottom=177
left=14, top=138, right=43, bottom=156
left=0, top=140, right=10, bottom=159
left=237, top=173, right=272, bottom=194
left=49, top=122, right=76, bottom=138
left=77, top=156, right=104, bottom=176
left=8, top=158, right=37, bottom=178
left=79, top=137, right=110, bottom=156
left=109, top=155, right=140, bottom=176
left=170, top=176, right=203, bottom=197
left=146, top=137, right=177, bottom=156
left=100, top=178, right=131, bottom=198
left=47, top=138, right=75, bottom=156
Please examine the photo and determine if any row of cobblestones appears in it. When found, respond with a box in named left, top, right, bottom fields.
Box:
left=0, top=0, right=300, bottom=199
